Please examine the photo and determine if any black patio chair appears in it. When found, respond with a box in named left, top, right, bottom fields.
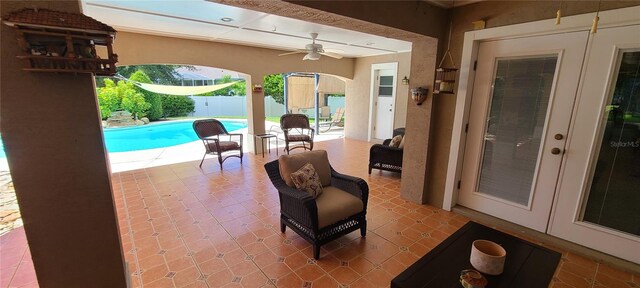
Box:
left=264, top=150, right=369, bottom=259
left=280, top=114, right=314, bottom=154
left=368, top=128, right=404, bottom=174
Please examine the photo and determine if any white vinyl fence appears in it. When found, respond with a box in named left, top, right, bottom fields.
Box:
left=188, top=96, right=345, bottom=118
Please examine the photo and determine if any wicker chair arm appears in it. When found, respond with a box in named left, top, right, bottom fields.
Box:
left=329, top=167, right=369, bottom=210
left=227, top=133, right=243, bottom=143
left=308, top=128, right=315, bottom=140
left=264, top=160, right=319, bottom=229
left=278, top=185, right=318, bottom=229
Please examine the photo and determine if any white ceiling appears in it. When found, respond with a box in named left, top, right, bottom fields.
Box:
left=81, top=0, right=413, bottom=58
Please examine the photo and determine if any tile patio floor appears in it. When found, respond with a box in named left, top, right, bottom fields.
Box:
left=1, top=139, right=639, bottom=288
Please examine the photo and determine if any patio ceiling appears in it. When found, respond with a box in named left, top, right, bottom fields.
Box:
left=426, top=0, right=485, bottom=8
left=81, top=0, right=413, bottom=59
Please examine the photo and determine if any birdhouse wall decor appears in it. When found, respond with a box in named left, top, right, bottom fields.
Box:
left=3, top=8, right=118, bottom=76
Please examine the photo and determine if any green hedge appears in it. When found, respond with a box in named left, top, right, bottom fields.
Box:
left=129, top=71, right=163, bottom=121
left=162, top=96, right=195, bottom=117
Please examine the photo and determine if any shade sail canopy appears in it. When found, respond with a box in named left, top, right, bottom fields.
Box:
left=133, top=81, right=238, bottom=96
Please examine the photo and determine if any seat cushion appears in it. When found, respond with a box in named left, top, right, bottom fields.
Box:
left=287, top=134, right=311, bottom=141
left=290, top=163, right=323, bottom=198
left=206, top=140, right=240, bottom=152
left=279, top=150, right=331, bottom=187
left=315, top=186, right=364, bottom=228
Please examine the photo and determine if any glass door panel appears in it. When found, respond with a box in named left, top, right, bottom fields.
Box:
left=478, top=56, right=558, bottom=206
left=549, top=25, right=640, bottom=264
left=582, top=50, right=640, bottom=236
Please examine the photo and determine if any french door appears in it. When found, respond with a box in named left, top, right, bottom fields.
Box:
left=458, top=31, right=589, bottom=232
left=549, top=25, right=640, bottom=264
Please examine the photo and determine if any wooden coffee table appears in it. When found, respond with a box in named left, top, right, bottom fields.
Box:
left=391, top=221, right=561, bottom=288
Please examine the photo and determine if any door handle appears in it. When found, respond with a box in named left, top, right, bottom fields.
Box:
left=389, top=109, right=392, bottom=112
left=554, top=134, right=564, bottom=140
left=551, top=148, right=562, bottom=155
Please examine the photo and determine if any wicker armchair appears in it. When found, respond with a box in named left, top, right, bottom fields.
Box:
left=193, top=119, right=243, bottom=169
left=264, top=150, right=368, bottom=259
left=280, top=114, right=314, bottom=154
left=368, top=129, right=405, bottom=174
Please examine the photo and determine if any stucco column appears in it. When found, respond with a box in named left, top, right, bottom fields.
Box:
left=0, top=1, right=127, bottom=287
left=246, top=74, right=267, bottom=154
left=400, top=39, right=439, bottom=205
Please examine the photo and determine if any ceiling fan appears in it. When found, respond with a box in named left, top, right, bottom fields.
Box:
left=278, top=33, right=343, bottom=61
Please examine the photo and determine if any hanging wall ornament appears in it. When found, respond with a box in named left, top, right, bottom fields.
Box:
left=434, top=1, right=458, bottom=95
left=556, top=1, right=563, bottom=25
left=591, top=0, right=602, bottom=34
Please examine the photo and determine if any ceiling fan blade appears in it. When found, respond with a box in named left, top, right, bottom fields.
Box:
left=320, top=51, right=343, bottom=59
left=278, top=50, right=306, bottom=57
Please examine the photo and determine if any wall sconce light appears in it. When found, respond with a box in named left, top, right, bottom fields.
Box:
left=252, top=84, right=263, bottom=93
left=411, top=87, right=429, bottom=105
left=402, top=76, right=409, bottom=85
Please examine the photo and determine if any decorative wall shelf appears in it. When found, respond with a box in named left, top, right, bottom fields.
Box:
left=3, top=8, right=118, bottom=76
left=434, top=67, right=458, bottom=94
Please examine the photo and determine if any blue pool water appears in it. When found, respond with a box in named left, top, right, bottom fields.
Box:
left=0, top=120, right=245, bottom=156
left=103, top=120, right=246, bottom=152
left=0, top=138, right=4, bottom=158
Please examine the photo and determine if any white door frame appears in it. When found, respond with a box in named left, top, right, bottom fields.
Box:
left=368, top=62, right=398, bottom=142
left=444, top=5, right=640, bottom=211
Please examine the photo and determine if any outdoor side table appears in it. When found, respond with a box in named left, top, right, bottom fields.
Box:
left=254, top=133, right=278, bottom=158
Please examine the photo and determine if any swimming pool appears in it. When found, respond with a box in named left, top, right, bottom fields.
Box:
left=0, top=138, right=5, bottom=159
left=103, top=120, right=247, bottom=152
left=0, top=120, right=245, bottom=156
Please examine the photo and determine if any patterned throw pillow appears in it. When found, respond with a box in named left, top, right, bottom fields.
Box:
left=290, top=163, right=323, bottom=198
left=390, top=135, right=403, bottom=147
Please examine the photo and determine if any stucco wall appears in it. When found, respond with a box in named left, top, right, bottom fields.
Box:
left=346, top=52, right=411, bottom=141
left=0, top=1, right=127, bottom=286
left=114, top=32, right=354, bottom=79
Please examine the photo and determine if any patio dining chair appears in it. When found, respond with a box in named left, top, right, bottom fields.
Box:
left=193, top=119, right=243, bottom=170
left=280, top=114, right=314, bottom=154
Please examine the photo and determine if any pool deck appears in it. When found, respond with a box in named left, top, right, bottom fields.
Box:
left=0, top=121, right=344, bottom=173
left=108, top=121, right=344, bottom=172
